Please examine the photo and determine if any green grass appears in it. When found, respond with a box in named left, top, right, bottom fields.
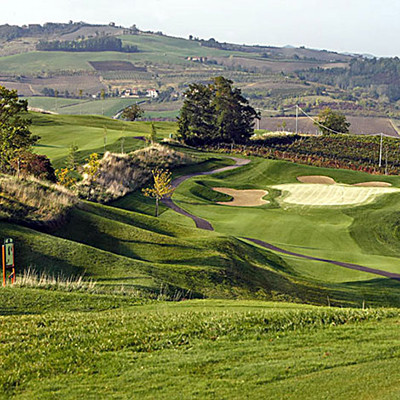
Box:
left=0, top=291, right=399, bottom=399
left=2, top=120, right=400, bottom=397
left=0, top=35, right=241, bottom=74
left=25, top=97, right=146, bottom=118
left=31, top=113, right=177, bottom=168
left=169, top=156, right=400, bottom=288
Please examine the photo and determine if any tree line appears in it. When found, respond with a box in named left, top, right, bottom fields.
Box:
left=36, top=36, right=138, bottom=53
left=298, top=57, right=400, bottom=102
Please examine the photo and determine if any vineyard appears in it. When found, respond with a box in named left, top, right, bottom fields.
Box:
left=207, top=134, right=400, bottom=175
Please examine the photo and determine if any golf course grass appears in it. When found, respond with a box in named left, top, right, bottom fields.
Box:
left=31, top=112, right=177, bottom=168
left=1, top=289, right=399, bottom=399
left=2, top=114, right=400, bottom=398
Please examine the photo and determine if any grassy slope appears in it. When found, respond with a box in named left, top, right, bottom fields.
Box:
left=0, top=36, right=237, bottom=74
left=0, top=290, right=399, bottom=399
left=0, top=32, right=348, bottom=75
left=25, top=97, right=144, bottom=118
left=31, top=112, right=177, bottom=168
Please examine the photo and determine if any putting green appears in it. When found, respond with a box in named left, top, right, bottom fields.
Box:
left=272, top=183, right=400, bottom=207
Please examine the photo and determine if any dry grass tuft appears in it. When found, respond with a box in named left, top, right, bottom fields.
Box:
left=0, top=174, right=77, bottom=224
left=79, top=144, right=194, bottom=202
left=14, top=268, right=96, bottom=292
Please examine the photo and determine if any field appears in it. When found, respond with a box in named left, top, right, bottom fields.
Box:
left=169, top=155, right=400, bottom=287
left=260, top=116, right=400, bottom=136
left=25, top=97, right=146, bottom=117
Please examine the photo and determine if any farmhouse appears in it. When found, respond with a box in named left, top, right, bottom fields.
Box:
left=146, top=88, right=159, bottom=98
left=121, top=88, right=140, bottom=98
left=186, top=56, right=208, bottom=63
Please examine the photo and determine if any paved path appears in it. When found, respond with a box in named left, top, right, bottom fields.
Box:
left=163, top=157, right=400, bottom=281
left=244, top=238, right=400, bottom=281
left=162, top=157, right=250, bottom=230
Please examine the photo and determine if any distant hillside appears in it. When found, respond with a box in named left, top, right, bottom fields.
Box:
left=0, top=21, right=399, bottom=121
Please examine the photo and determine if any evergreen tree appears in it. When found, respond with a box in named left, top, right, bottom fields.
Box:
left=0, top=86, right=38, bottom=171
left=177, top=77, right=259, bottom=145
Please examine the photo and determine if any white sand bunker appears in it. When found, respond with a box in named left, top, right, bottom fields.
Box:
left=297, top=175, right=392, bottom=187
left=273, top=183, right=399, bottom=207
left=213, top=187, right=269, bottom=207
left=297, top=175, right=336, bottom=184
left=353, top=181, right=392, bottom=187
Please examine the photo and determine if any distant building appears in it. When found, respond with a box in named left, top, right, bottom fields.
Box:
left=146, top=89, right=159, bottom=98
left=121, top=88, right=139, bottom=98
left=186, top=56, right=208, bottom=63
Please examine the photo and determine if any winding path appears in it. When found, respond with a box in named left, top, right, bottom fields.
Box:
left=163, top=157, right=400, bottom=281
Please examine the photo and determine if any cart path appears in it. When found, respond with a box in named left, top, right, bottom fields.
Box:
left=162, top=157, right=250, bottom=230
left=243, top=238, right=400, bottom=281
left=163, top=156, right=400, bottom=281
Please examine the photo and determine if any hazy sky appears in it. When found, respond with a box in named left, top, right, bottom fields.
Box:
left=5, top=0, right=399, bottom=57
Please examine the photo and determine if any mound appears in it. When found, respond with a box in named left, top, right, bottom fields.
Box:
left=297, top=175, right=336, bottom=184
left=213, top=188, right=269, bottom=207
left=353, top=181, right=392, bottom=187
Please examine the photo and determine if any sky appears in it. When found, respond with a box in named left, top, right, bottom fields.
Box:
left=4, top=0, right=400, bottom=57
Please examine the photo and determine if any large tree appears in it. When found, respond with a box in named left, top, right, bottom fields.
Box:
left=0, top=86, right=39, bottom=171
left=121, top=104, right=144, bottom=121
left=314, top=107, right=350, bottom=134
left=177, top=77, right=259, bottom=145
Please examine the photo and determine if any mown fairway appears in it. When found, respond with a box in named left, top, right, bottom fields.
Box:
left=1, top=289, right=399, bottom=399
left=169, top=156, right=400, bottom=288
left=30, top=112, right=176, bottom=167
left=25, top=96, right=145, bottom=118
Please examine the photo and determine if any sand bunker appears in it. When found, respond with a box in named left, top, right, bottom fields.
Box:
left=213, top=187, right=269, bottom=207
left=297, top=175, right=336, bottom=184
left=297, top=175, right=392, bottom=188
left=273, top=183, right=399, bottom=207
left=353, top=181, right=392, bottom=187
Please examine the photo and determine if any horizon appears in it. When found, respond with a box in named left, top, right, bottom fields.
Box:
left=4, top=0, right=400, bottom=58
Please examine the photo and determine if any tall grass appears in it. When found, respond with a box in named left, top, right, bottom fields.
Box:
left=13, top=268, right=96, bottom=292
left=0, top=173, right=77, bottom=224
left=79, top=144, right=194, bottom=202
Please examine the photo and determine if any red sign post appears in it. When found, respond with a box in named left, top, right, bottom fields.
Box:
left=2, top=238, right=15, bottom=286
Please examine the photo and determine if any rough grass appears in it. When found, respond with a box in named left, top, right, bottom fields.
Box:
left=13, top=268, right=96, bottom=292
left=0, top=174, right=77, bottom=225
left=0, top=292, right=398, bottom=399
left=79, top=144, right=194, bottom=202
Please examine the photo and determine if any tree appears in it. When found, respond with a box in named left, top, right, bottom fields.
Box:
left=212, top=76, right=260, bottom=143
left=177, top=83, right=216, bottom=145
left=314, top=107, right=350, bottom=134
left=10, top=150, right=56, bottom=181
left=177, top=77, right=259, bottom=145
left=56, top=167, right=77, bottom=188
left=83, top=153, right=100, bottom=183
left=66, top=144, right=79, bottom=170
left=0, top=86, right=39, bottom=171
left=142, top=169, right=174, bottom=217
left=121, top=104, right=144, bottom=121
left=150, top=122, right=157, bottom=144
